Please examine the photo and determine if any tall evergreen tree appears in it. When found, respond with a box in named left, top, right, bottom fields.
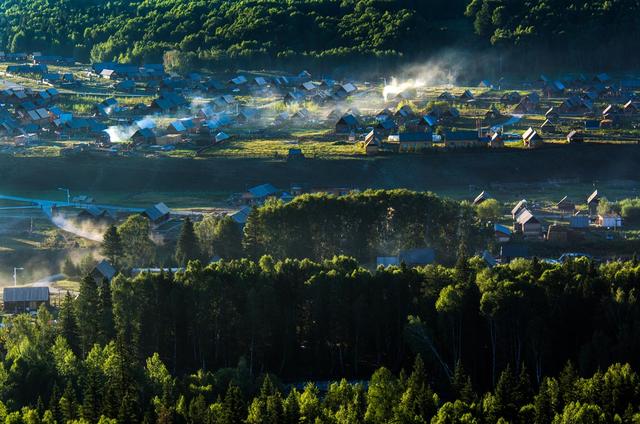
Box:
left=222, top=382, right=245, bottom=424
left=102, top=225, right=123, bottom=266
left=97, top=278, right=115, bottom=344
left=59, top=291, right=80, bottom=353
left=76, top=274, right=100, bottom=355
left=175, top=217, right=201, bottom=266
left=394, top=355, right=439, bottom=423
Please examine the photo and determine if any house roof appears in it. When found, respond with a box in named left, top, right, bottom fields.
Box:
left=168, top=120, right=186, bottom=132
left=419, top=115, right=437, bottom=127
left=494, top=223, right=512, bottom=235
left=93, top=260, right=116, bottom=280
left=511, top=199, right=527, bottom=216
left=142, top=203, right=171, bottom=222
left=516, top=209, right=539, bottom=225
left=587, top=190, right=599, bottom=204
left=229, top=206, right=251, bottom=224
left=248, top=183, right=278, bottom=198
left=3, top=286, right=49, bottom=302
left=337, top=114, right=359, bottom=126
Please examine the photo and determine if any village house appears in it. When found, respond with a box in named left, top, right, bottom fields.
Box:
left=334, top=83, right=357, bottom=99
left=546, top=224, right=569, bottom=243
left=3, top=287, right=49, bottom=313
left=597, top=214, right=622, bottom=228
left=375, top=109, right=393, bottom=122
left=131, top=128, right=157, bottom=145
left=566, top=130, right=584, bottom=143
left=444, top=130, right=483, bottom=148
left=77, top=207, right=116, bottom=224
left=90, top=260, right=117, bottom=284
left=156, top=134, right=183, bottom=146
left=459, top=90, right=474, bottom=101
left=243, top=184, right=279, bottom=205
left=494, top=224, right=512, bottom=243
left=484, top=105, right=502, bottom=120
left=394, top=105, right=415, bottom=120
left=363, top=130, right=382, bottom=155
left=417, top=115, right=437, bottom=131
left=141, top=203, right=171, bottom=225
left=215, top=132, right=230, bottom=143
left=335, top=114, right=360, bottom=134
left=570, top=211, right=590, bottom=229
left=623, top=100, right=639, bottom=115
left=512, top=199, right=528, bottom=219
left=556, top=196, right=575, bottom=213
left=284, top=91, right=306, bottom=105
left=515, top=209, right=543, bottom=238
left=501, top=92, right=521, bottom=104
left=472, top=191, right=489, bottom=205
left=387, top=132, right=433, bottom=152
left=522, top=127, right=543, bottom=148
left=545, top=107, right=560, bottom=121
left=488, top=132, right=504, bottom=148
left=540, top=119, right=556, bottom=133
left=115, top=80, right=136, bottom=93
left=229, top=206, right=252, bottom=226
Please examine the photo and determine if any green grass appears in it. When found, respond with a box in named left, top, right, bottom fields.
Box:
left=201, top=139, right=361, bottom=158
left=14, top=146, right=61, bottom=157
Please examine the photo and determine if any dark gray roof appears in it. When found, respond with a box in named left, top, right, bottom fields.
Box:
left=248, top=183, right=278, bottom=198
left=142, top=203, right=171, bottom=222
left=93, top=260, right=116, bottom=280
left=4, top=286, right=49, bottom=302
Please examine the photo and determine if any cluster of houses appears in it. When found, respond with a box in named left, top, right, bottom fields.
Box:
left=485, top=189, right=623, bottom=253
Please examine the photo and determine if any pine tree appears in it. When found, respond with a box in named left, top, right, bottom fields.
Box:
left=222, top=382, right=245, bottom=424
left=395, top=355, right=438, bottom=423
left=77, top=274, right=100, bottom=355
left=283, top=390, right=300, bottom=424
left=59, top=291, right=80, bottom=353
left=48, top=383, right=60, bottom=424
left=97, top=277, right=115, bottom=344
left=59, top=382, right=78, bottom=423
left=490, top=365, right=520, bottom=423
left=451, top=361, right=476, bottom=404
left=81, top=370, right=99, bottom=423
left=102, top=225, right=123, bottom=266
left=175, top=217, right=201, bottom=266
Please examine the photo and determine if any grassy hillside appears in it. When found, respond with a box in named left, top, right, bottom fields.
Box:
left=0, top=143, right=638, bottom=201
left=0, top=0, right=468, bottom=69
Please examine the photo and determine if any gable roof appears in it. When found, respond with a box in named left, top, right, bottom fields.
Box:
left=229, top=206, right=251, bottom=224
left=93, top=260, right=117, bottom=280
left=3, top=286, right=49, bottom=302
left=248, top=183, right=278, bottom=198
left=516, top=209, right=539, bottom=225
left=142, top=203, right=171, bottom=222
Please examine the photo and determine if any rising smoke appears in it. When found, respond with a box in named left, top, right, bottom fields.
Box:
left=50, top=213, right=107, bottom=242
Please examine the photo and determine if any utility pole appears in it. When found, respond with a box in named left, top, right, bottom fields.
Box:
left=13, top=267, right=24, bottom=287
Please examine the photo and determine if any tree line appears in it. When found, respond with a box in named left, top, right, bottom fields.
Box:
left=2, top=0, right=637, bottom=72
left=4, top=255, right=640, bottom=421
left=98, top=190, right=483, bottom=268
left=0, top=0, right=467, bottom=70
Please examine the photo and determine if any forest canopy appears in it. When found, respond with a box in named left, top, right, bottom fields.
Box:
left=1, top=0, right=638, bottom=70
